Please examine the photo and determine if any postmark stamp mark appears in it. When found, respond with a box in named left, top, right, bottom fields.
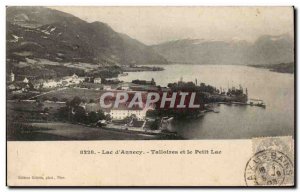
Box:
left=245, top=136, right=294, bottom=186
left=244, top=150, right=294, bottom=186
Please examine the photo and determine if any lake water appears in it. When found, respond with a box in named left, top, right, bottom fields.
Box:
left=119, top=65, right=294, bottom=139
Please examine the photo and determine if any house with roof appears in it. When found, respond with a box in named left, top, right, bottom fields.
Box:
left=103, top=85, right=112, bottom=90
left=7, top=84, right=16, bottom=90
left=23, top=77, right=29, bottom=83
left=61, top=73, right=84, bottom=85
left=32, top=79, right=45, bottom=89
left=116, top=82, right=137, bottom=91
left=11, top=82, right=30, bottom=92
left=42, top=79, right=62, bottom=88
left=108, top=94, right=154, bottom=120
left=103, top=77, right=120, bottom=84
left=109, top=105, right=148, bottom=120
left=94, top=78, right=102, bottom=84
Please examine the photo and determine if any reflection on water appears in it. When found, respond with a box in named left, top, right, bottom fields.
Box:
left=119, top=65, right=294, bottom=139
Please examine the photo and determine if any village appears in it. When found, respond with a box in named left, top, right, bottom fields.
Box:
left=6, top=69, right=183, bottom=140
left=7, top=67, right=257, bottom=141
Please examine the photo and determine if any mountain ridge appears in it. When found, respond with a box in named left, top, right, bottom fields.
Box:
left=6, top=6, right=168, bottom=66
left=151, top=34, right=294, bottom=65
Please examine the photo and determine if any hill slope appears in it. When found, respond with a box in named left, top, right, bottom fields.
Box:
left=6, top=6, right=168, bottom=65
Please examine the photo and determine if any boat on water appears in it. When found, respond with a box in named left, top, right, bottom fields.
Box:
left=248, top=99, right=266, bottom=108
left=256, top=102, right=266, bottom=108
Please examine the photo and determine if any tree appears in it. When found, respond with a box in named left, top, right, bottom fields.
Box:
left=28, top=82, right=34, bottom=90
left=42, top=96, right=49, bottom=101
left=105, top=114, right=112, bottom=121
left=124, top=114, right=137, bottom=124
left=167, top=83, right=176, bottom=88
left=97, top=110, right=106, bottom=120
left=87, top=111, right=99, bottom=124
left=56, top=106, right=69, bottom=120
left=69, top=96, right=82, bottom=107
left=37, top=102, right=44, bottom=108
left=62, top=98, right=68, bottom=102
left=73, top=106, right=86, bottom=123
left=151, top=78, right=156, bottom=85
left=43, top=107, right=49, bottom=113
left=52, top=97, right=58, bottom=102
left=146, top=110, right=159, bottom=118
left=149, top=119, right=160, bottom=130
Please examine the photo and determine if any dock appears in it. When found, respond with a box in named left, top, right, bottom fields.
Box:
left=217, top=101, right=266, bottom=108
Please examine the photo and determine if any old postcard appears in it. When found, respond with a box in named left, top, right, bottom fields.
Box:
left=6, top=6, right=295, bottom=187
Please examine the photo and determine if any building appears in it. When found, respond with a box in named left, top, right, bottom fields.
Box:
left=43, top=79, right=61, bottom=88
left=120, top=85, right=130, bottom=90
left=32, top=79, right=44, bottom=89
left=8, top=71, right=15, bottom=82
left=72, top=73, right=78, bottom=79
left=103, top=85, right=111, bottom=90
left=105, top=77, right=118, bottom=81
left=104, top=77, right=120, bottom=84
left=160, top=117, right=174, bottom=131
left=94, top=90, right=153, bottom=120
left=109, top=108, right=148, bottom=120
left=78, top=77, right=85, bottom=83
left=79, top=102, right=87, bottom=109
left=62, top=73, right=83, bottom=85
left=85, top=103, right=101, bottom=113
left=7, top=84, right=16, bottom=90
left=9, top=82, right=30, bottom=92
left=23, top=77, right=29, bottom=84
left=84, top=77, right=94, bottom=83
left=108, top=101, right=154, bottom=120
left=31, top=73, right=83, bottom=90
left=117, top=82, right=135, bottom=91
left=94, top=78, right=102, bottom=84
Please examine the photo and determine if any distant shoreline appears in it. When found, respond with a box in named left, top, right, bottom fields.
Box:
left=121, top=65, right=164, bottom=72
left=249, top=62, right=294, bottom=74
left=137, top=63, right=294, bottom=75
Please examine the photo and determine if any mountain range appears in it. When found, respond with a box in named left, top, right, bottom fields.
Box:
left=7, top=6, right=294, bottom=70
left=151, top=35, right=294, bottom=65
left=6, top=6, right=168, bottom=66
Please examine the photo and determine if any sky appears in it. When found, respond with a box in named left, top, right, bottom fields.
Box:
left=52, top=6, right=294, bottom=45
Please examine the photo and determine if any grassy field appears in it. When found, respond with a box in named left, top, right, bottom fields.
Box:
left=7, top=100, right=65, bottom=111
left=36, top=87, right=103, bottom=101
left=8, top=122, right=158, bottom=140
left=6, top=100, right=182, bottom=140
left=7, top=100, right=66, bottom=122
left=7, top=100, right=157, bottom=140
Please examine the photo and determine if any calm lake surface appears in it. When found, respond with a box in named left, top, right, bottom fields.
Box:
left=119, top=65, right=294, bottom=139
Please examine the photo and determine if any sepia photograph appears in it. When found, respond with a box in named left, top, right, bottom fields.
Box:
left=6, top=6, right=294, bottom=141
left=6, top=5, right=295, bottom=187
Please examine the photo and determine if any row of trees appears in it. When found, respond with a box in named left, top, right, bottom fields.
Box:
left=55, top=96, right=110, bottom=124
left=36, top=96, right=97, bottom=104
left=168, top=81, right=216, bottom=93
